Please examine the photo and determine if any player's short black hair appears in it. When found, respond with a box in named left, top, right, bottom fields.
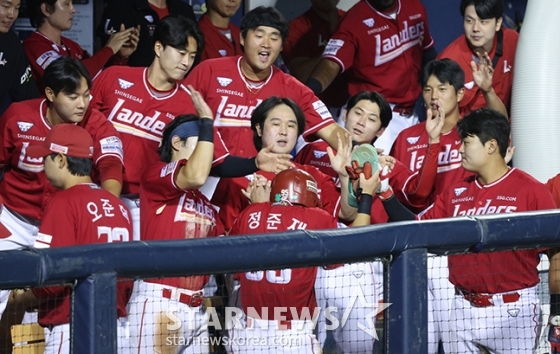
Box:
left=240, top=6, right=289, bottom=42
left=250, top=96, right=305, bottom=151
left=27, top=0, right=57, bottom=28
left=153, top=16, right=204, bottom=53
left=457, top=108, right=510, bottom=158
left=43, top=57, right=91, bottom=96
left=49, top=153, right=93, bottom=177
left=159, top=114, right=200, bottom=163
left=460, top=0, right=504, bottom=19
left=421, top=58, right=465, bottom=94
left=346, top=91, right=393, bottom=130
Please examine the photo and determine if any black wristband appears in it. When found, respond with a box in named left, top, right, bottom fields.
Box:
left=210, top=156, right=258, bottom=177
left=358, top=194, right=373, bottom=215
left=551, top=294, right=560, bottom=315
left=198, top=118, right=214, bottom=142
left=305, top=78, right=323, bottom=96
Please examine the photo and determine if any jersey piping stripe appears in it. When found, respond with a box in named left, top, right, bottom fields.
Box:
left=302, top=119, right=333, bottom=138
left=111, top=123, right=161, bottom=142
left=437, top=163, right=462, bottom=173
left=214, top=118, right=252, bottom=127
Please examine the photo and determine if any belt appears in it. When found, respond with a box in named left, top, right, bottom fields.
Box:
left=162, top=288, right=204, bottom=307
left=246, top=316, right=292, bottom=330
left=455, top=288, right=520, bottom=307
left=392, top=104, right=414, bottom=117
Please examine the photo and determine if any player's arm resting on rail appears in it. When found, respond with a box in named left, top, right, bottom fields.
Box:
left=305, top=59, right=341, bottom=95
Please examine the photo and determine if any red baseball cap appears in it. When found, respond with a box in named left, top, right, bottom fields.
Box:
left=27, top=124, right=94, bottom=159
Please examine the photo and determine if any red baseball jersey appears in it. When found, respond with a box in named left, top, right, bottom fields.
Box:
left=438, top=28, right=518, bottom=115
left=90, top=66, right=229, bottom=194
left=230, top=203, right=338, bottom=320
left=32, top=183, right=132, bottom=326
left=391, top=122, right=473, bottom=205
left=419, top=168, right=556, bottom=293
left=0, top=99, right=123, bottom=220
left=546, top=173, right=560, bottom=208
left=322, top=0, right=434, bottom=104
left=197, top=14, right=242, bottom=61
left=184, top=56, right=335, bottom=157
left=282, top=8, right=349, bottom=108
left=140, top=159, right=224, bottom=290
left=22, top=31, right=113, bottom=92
left=212, top=162, right=341, bottom=232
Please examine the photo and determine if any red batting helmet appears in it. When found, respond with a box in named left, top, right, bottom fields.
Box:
left=270, top=169, right=321, bottom=208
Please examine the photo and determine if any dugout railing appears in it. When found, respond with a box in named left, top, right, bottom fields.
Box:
left=1, top=210, right=560, bottom=354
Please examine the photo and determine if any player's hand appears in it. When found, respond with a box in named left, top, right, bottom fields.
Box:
left=187, top=85, right=214, bottom=120
left=378, top=155, right=395, bottom=173
left=327, top=132, right=352, bottom=178
left=471, top=51, right=494, bottom=94
left=118, top=24, right=140, bottom=58
left=256, top=144, right=295, bottom=173
left=105, top=24, right=138, bottom=55
left=426, top=100, right=445, bottom=143
left=549, top=325, right=560, bottom=354
left=504, top=145, right=516, bottom=164
left=250, top=180, right=272, bottom=204
left=359, top=169, right=381, bottom=196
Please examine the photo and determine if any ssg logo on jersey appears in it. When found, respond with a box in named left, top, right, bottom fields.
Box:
left=454, top=187, right=467, bottom=196
left=406, top=136, right=420, bottom=144
left=362, top=18, right=375, bottom=28
left=217, top=77, right=233, bottom=87
left=17, top=122, right=34, bottom=133
left=313, top=150, right=328, bottom=159
left=118, top=78, right=134, bottom=90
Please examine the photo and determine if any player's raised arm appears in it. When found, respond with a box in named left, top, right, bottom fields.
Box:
left=472, top=52, right=508, bottom=117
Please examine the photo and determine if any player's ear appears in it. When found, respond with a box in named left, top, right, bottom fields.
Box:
left=495, top=17, right=503, bottom=32
left=486, top=138, right=499, bottom=155
left=255, top=123, right=263, bottom=137
left=239, top=32, right=244, bottom=47
left=44, top=87, right=55, bottom=103
left=170, top=136, right=183, bottom=151
left=456, top=87, right=465, bottom=103
left=40, top=3, right=52, bottom=18
left=375, top=127, right=386, bottom=138
left=154, top=41, right=162, bottom=57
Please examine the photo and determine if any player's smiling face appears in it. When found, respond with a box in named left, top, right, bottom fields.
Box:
left=256, top=104, right=299, bottom=154
left=0, top=0, right=20, bottom=33
left=208, top=0, right=241, bottom=18
left=45, top=76, right=90, bottom=125
left=463, top=5, right=502, bottom=54
left=422, top=74, right=463, bottom=119
left=155, top=36, right=198, bottom=83
left=343, top=99, right=384, bottom=144
left=240, top=26, right=283, bottom=80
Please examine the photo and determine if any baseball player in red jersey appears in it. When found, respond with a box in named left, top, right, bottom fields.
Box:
left=379, top=108, right=556, bottom=353
left=390, top=58, right=509, bottom=353
left=228, top=168, right=377, bottom=353
left=305, top=0, right=436, bottom=153
left=184, top=6, right=350, bottom=160
left=211, top=96, right=358, bottom=233
left=0, top=57, right=124, bottom=247
left=197, top=0, right=242, bottom=61
left=129, top=93, right=224, bottom=354
left=23, top=0, right=139, bottom=92
left=6, top=124, right=132, bottom=354
left=281, top=0, right=349, bottom=112
left=438, top=0, right=518, bottom=115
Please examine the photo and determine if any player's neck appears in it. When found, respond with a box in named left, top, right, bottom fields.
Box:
left=147, top=65, right=176, bottom=92
left=63, top=176, right=93, bottom=190
left=240, top=58, right=271, bottom=82
left=38, top=24, right=63, bottom=45
left=148, top=0, right=167, bottom=9
left=476, top=160, right=509, bottom=185
left=207, top=10, right=231, bottom=28
left=46, top=108, right=64, bottom=126
left=442, top=111, right=461, bottom=134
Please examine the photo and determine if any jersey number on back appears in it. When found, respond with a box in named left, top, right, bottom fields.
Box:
left=97, top=226, right=130, bottom=243
left=245, top=269, right=292, bottom=284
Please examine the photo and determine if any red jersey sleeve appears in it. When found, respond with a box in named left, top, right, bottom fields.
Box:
left=303, top=165, right=341, bottom=217
left=142, top=160, right=190, bottom=205
left=546, top=174, right=560, bottom=208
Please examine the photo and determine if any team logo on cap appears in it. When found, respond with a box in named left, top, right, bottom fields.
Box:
left=362, top=18, right=375, bottom=28
left=217, top=77, right=233, bottom=87
left=313, top=150, right=327, bottom=159
left=454, top=187, right=467, bottom=196
left=118, top=78, right=134, bottom=90
left=17, top=121, right=34, bottom=133
left=406, top=136, right=420, bottom=144
left=50, top=143, right=68, bottom=155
